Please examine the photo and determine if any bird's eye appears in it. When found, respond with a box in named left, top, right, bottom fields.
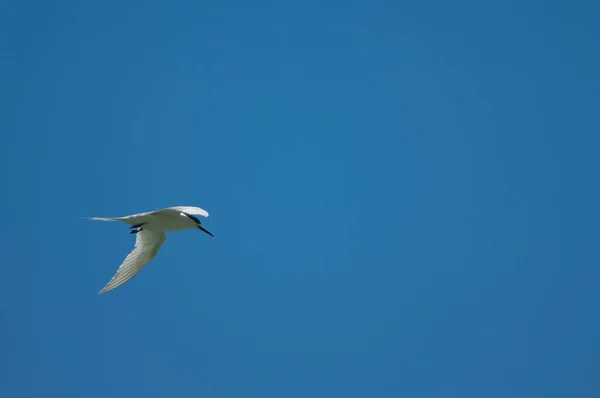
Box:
left=182, top=212, right=201, bottom=224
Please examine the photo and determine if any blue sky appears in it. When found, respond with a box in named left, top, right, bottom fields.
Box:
left=1, top=0, right=599, bottom=397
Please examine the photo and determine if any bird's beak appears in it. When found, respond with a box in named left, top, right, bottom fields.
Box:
left=198, top=224, right=214, bottom=237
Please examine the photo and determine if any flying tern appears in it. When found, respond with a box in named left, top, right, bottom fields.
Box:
left=86, top=206, right=214, bottom=294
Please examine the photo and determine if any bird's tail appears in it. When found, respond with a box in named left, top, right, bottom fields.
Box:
left=84, top=217, right=121, bottom=222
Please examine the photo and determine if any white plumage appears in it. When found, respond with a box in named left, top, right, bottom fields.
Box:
left=86, top=206, right=213, bottom=294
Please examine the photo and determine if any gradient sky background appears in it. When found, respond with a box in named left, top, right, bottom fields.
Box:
left=1, top=1, right=599, bottom=397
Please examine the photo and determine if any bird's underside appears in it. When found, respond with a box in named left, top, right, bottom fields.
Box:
left=86, top=206, right=209, bottom=232
left=86, top=206, right=212, bottom=294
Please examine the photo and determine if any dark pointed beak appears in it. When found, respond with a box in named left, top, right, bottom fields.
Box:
left=198, top=224, right=214, bottom=237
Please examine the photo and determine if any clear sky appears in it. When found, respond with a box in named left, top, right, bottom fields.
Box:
left=1, top=1, right=599, bottom=397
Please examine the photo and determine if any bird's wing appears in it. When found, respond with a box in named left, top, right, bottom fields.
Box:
left=99, top=230, right=167, bottom=294
left=164, top=206, right=209, bottom=218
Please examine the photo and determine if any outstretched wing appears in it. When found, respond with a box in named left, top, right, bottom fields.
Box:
left=166, top=206, right=209, bottom=218
left=99, top=230, right=167, bottom=294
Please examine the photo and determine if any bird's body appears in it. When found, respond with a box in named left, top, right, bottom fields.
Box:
left=86, top=206, right=213, bottom=294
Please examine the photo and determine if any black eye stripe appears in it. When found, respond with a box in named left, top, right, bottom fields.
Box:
left=183, top=212, right=201, bottom=224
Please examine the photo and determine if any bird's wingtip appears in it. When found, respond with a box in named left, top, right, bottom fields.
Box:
left=98, top=285, right=111, bottom=294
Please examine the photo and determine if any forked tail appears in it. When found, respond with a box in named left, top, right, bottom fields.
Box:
left=84, top=217, right=121, bottom=222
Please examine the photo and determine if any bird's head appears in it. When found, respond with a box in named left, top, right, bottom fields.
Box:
left=181, top=212, right=214, bottom=237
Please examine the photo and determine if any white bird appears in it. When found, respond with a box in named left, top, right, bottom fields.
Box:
left=86, top=206, right=214, bottom=294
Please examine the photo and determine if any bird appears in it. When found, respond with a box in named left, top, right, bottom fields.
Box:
left=86, top=206, right=214, bottom=294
